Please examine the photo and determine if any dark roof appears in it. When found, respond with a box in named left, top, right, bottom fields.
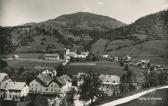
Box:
left=36, top=74, right=64, bottom=87
left=56, top=75, right=72, bottom=85
left=37, top=74, right=53, bottom=85
left=49, top=79, right=64, bottom=87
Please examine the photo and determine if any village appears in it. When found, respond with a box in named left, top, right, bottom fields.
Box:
left=0, top=48, right=168, bottom=106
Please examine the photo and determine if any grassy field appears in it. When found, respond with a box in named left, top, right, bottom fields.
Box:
left=106, top=39, right=135, bottom=51
left=108, top=40, right=168, bottom=64
left=91, top=39, right=109, bottom=53
left=1, top=53, right=44, bottom=58
left=65, top=61, right=125, bottom=76
left=6, top=58, right=62, bottom=69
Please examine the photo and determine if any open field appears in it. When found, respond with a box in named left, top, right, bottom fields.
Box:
left=5, top=58, right=63, bottom=69
left=0, top=53, right=44, bottom=59
left=66, top=61, right=125, bottom=76
left=108, top=40, right=168, bottom=64
left=91, top=39, right=109, bottom=52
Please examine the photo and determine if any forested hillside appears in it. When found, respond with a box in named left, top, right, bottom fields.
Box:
left=106, top=10, right=168, bottom=40
left=0, top=10, right=168, bottom=55
left=2, top=12, right=125, bottom=53
left=0, top=27, right=14, bottom=54
left=92, top=10, right=168, bottom=53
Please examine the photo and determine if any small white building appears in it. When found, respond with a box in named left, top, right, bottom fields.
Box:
left=102, top=55, right=110, bottom=58
left=124, top=55, right=132, bottom=62
left=41, top=69, right=57, bottom=78
left=76, top=73, right=86, bottom=87
left=44, top=54, right=60, bottom=61
left=13, top=55, right=19, bottom=59
left=114, top=57, right=119, bottom=61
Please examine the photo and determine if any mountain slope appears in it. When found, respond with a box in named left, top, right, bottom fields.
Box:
left=106, top=10, right=168, bottom=40
left=91, top=10, right=168, bottom=54
left=6, top=12, right=126, bottom=52
left=51, top=12, right=126, bottom=30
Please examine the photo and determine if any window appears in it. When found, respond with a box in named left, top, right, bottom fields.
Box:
left=51, top=89, right=53, bottom=91
left=46, top=89, right=48, bottom=91
left=51, top=85, right=53, bottom=87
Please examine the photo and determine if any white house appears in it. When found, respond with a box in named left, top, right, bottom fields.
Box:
left=99, top=75, right=120, bottom=96
left=0, top=81, right=29, bottom=101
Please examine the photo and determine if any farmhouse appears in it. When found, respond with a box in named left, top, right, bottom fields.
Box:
left=43, top=53, right=60, bottom=61
left=0, top=81, right=29, bottom=101
left=56, top=75, right=72, bottom=94
left=29, top=74, right=63, bottom=94
left=99, top=75, right=120, bottom=96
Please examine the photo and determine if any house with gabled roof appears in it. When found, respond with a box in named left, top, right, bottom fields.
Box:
left=0, top=81, right=29, bottom=101
left=56, top=75, right=72, bottom=94
left=29, top=74, right=63, bottom=95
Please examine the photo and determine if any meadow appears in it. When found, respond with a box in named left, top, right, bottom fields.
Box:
left=65, top=61, right=125, bottom=76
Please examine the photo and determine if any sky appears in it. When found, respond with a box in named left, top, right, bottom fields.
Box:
left=0, top=0, right=168, bottom=26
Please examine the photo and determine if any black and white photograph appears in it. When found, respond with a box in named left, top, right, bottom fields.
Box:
left=0, top=0, right=168, bottom=106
